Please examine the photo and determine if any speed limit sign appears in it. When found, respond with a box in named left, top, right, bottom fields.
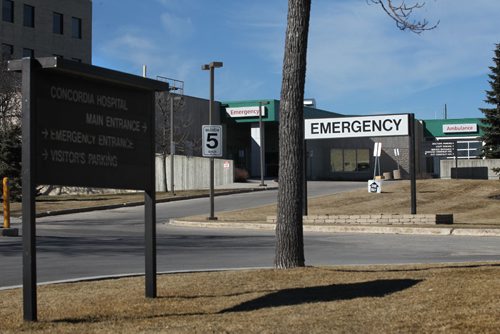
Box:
left=202, top=125, right=223, bottom=157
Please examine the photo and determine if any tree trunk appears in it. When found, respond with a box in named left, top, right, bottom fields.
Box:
left=275, top=0, right=311, bottom=269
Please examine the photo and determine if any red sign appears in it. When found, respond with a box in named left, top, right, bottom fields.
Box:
left=442, top=124, right=477, bottom=133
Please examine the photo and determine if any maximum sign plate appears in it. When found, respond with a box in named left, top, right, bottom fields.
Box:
left=202, top=125, right=223, bottom=157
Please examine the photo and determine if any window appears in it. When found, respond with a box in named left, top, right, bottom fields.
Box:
left=456, top=140, right=482, bottom=159
left=71, top=17, right=82, bottom=39
left=343, top=149, right=356, bottom=172
left=22, top=48, right=34, bottom=58
left=53, top=12, right=63, bottom=34
left=331, top=150, right=343, bottom=172
left=23, top=4, right=34, bottom=27
left=356, top=149, right=370, bottom=171
left=330, top=148, right=370, bottom=172
left=2, top=0, right=13, bottom=22
left=1, top=43, right=13, bottom=60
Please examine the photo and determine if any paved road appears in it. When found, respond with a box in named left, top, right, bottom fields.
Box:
left=1, top=181, right=499, bottom=288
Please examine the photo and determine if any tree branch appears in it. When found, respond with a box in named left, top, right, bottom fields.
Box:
left=369, top=0, right=439, bottom=33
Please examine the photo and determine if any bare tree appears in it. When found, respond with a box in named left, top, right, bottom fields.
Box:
left=275, top=0, right=438, bottom=269
left=0, top=61, right=21, bottom=134
left=368, top=0, right=439, bottom=33
left=0, top=61, right=22, bottom=199
left=275, top=0, right=311, bottom=269
left=156, top=92, right=199, bottom=192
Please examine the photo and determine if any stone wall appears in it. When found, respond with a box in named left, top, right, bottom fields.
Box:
left=440, top=159, right=500, bottom=180
left=267, top=214, right=453, bottom=225
left=156, top=155, right=234, bottom=191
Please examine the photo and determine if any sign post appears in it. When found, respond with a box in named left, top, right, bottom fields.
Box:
left=8, top=57, right=168, bottom=321
left=20, top=57, right=37, bottom=322
left=373, top=142, right=382, bottom=179
left=202, top=125, right=223, bottom=220
left=409, top=114, right=417, bottom=214
left=369, top=142, right=383, bottom=194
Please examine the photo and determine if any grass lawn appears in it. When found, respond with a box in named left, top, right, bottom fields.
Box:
left=189, top=179, right=500, bottom=226
left=0, top=263, right=499, bottom=333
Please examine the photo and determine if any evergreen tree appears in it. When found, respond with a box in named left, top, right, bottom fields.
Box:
left=480, top=43, right=500, bottom=158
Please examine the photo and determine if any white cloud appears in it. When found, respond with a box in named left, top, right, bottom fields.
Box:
left=155, top=0, right=197, bottom=11
left=160, top=12, right=195, bottom=38
left=101, top=32, right=158, bottom=71
left=106, top=33, right=155, bottom=52
left=226, top=4, right=285, bottom=47
left=99, top=29, right=198, bottom=82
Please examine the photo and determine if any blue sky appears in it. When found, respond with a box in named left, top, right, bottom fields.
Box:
left=92, top=0, right=500, bottom=120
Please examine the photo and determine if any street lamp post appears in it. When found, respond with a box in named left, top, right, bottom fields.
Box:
left=258, top=101, right=269, bottom=187
left=202, top=61, right=223, bottom=220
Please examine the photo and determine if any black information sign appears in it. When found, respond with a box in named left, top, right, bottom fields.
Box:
left=36, top=71, right=153, bottom=189
left=8, top=57, right=168, bottom=322
left=423, top=141, right=457, bottom=157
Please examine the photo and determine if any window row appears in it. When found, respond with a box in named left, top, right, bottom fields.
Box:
left=53, top=11, right=81, bottom=38
left=2, top=43, right=33, bottom=59
left=330, top=149, right=371, bottom=173
left=1, top=43, right=81, bottom=62
left=2, top=0, right=82, bottom=39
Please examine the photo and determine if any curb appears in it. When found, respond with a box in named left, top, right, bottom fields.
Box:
left=168, top=220, right=500, bottom=237
left=31, top=186, right=278, bottom=218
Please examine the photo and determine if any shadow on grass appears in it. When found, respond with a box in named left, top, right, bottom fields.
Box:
left=326, top=263, right=500, bottom=274
left=52, top=312, right=209, bottom=325
left=221, top=279, right=421, bottom=313
left=36, top=197, right=119, bottom=202
left=49, top=279, right=420, bottom=325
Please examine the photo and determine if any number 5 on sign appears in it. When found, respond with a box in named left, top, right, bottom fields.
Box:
left=202, top=125, right=223, bottom=157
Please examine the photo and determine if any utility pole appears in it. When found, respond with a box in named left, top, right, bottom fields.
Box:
left=258, top=101, right=269, bottom=186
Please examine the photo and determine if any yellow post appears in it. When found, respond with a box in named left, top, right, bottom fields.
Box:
left=3, top=177, right=10, bottom=229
